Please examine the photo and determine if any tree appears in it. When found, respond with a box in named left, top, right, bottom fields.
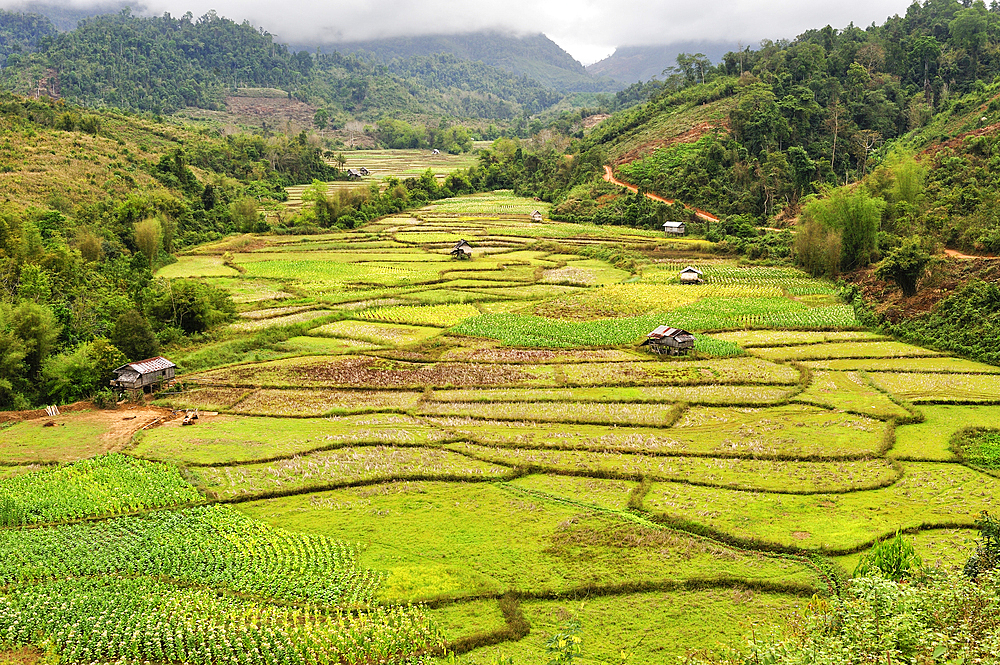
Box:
left=964, top=511, right=1000, bottom=580
left=855, top=43, right=885, bottom=77
left=313, top=108, right=330, bottom=130
left=41, top=346, right=98, bottom=405
left=10, top=301, right=60, bottom=383
left=729, top=82, right=785, bottom=156
left=852, top=130, right=883, bottom=176
left=795, top=214, right=843, bottom=277
left=147, top=279, right=235, bottom=334
left=111, top=310, right=159, bottom=362
left=0, top=305, right=27, bottom=409
left=201, top=183, right=217, bottom=211
left=875, top=237, right=932, bottom=296
left=787, top=146, right=816, bottom=201
left=949, top=3, right=989, bottom=76
left=17, top=264, right=51, bottom=303
left=909, top=35, right=940, bottom=101
left=299, top=180, right=338, bottom=226
left=87, top=338, right=127, bottom=388
left=230, top=198, right=262, bottom=232
left=802, top=188, right=884, bottom=271
left=134, top=217, right=162, bottom=268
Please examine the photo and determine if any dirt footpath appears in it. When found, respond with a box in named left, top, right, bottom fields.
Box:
left=603, top=165, right=720, bottom=222
left=0, top=402, right=180, bottom=455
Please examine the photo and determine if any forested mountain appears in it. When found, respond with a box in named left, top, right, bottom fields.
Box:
left=10, top=1, right=131, bottom=31
left=322, top=31, right=621, bottom=93
left=0, top=9, right=55, bottom=67
left=510, top=0, right=1000, bottom=226
left=0, top=10, right=568, bottom=120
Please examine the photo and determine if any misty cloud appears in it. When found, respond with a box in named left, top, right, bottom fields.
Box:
left=3, top=0, right=913, bottom=64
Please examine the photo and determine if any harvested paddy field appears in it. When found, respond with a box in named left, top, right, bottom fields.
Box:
left=8, top=188, right=998, bottom=664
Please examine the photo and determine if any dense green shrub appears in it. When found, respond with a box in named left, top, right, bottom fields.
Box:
left=688, top=571, right=1000, bottom=665
left=147, top=279, right=235, bottom=335
left=965, top=511, right=1000, bottom=581
left=853, top=531, right=924, bottom=581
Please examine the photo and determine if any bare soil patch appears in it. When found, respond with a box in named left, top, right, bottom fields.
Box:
left=0, top=647, right=43, bottom=665
left=224, top=95, right=316, bottom=128
left=845, top=256, right=1000, bottom=323
left=615, top=120, right=726, bottom=165
left=920, top=122, right=1000, bottom=155
left=0, top=403, right=178, bottom=463
left=582, top=113, right=610, bottom=130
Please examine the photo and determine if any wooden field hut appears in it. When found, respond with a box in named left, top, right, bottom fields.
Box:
left=431, top=149, right=441, bottom=155
left=450, top=239, right=473, bottom=260
left=359, top=167, right=370, bottom=176
left=530, top=210, right=543, bottom=222
left=346, top=169, right=363, bottom=179
left=111, top=357, right=176, bottom=391
left=679, top=266, right=704, bottom=284
left=663, top=221, right=686, bottom=235
left=641, top=326, right=695, bottom=356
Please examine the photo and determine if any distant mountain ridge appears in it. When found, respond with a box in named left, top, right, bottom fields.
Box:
left=321, top=31, right=623, bottom=93
left=8, top=0, right=135, bottom=31
left=587, top=42, right=737, bottom=83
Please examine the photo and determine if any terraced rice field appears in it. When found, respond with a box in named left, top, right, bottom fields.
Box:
left=11, top=187, right=998, bottom=664
left=284, top=148, right=480, bottom=213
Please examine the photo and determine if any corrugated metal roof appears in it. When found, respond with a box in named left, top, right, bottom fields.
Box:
left=647, top=326, right=692, bottom=340
left=116, top=357, right=176, bottom=375
left=679, top=266, right=703, bottom=275
left=663, top=221, right=685, bottom=228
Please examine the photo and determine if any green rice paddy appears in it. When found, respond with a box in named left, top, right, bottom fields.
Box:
left=11, top=186, right=1000, bottom=664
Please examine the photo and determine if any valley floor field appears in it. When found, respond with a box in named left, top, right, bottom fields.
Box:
left=2, top=189, right=997, bottom=664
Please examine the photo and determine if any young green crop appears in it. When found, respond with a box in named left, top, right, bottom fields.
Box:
left=0, top=454, right=202, bottom=527
left=0, top=576, right=442, bottom=665
left=0, top=505, right=380, bottom=606
left=358, top=303, right=481, bottom=327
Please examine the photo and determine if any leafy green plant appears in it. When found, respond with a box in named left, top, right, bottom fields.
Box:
left=0, top=491, right=23, bottom=528
left=686, top=571, right=1000, bottom=665
left=958, top=429, right=1000, bottom=470
left=546, top=621, right=583, bottom=665
left=853, top=531, right=924, bottom=581
left=91, top=388, right=117, bottom=409
left=874, top=237, right=933, bottom=297
left=964, top=511, right=1000, bottom=580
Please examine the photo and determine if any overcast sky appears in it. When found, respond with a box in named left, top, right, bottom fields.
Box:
left=8, top=0, right=914, bottom=64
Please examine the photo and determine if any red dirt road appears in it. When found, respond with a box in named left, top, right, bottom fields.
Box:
left=944, top=248, right=999, bottom=260
left=603, top=166, right=720, bottom=222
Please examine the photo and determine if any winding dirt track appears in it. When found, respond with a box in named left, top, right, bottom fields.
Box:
left=944, top=248, right=999, bottom=260
left=603, top=166, right=720, bottom=222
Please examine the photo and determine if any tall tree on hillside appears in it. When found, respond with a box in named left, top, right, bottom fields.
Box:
left=949, top=2, right=990, bottom=78
left=909, top=35, right=941, bottom=102
left=134, top=218, right=162, bottom=268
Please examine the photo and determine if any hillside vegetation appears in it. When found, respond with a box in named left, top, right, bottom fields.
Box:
left=0, top=93, right=348, bottom=409
left=0, top=10, right=572, bottom=124
left=324, top=31, right=619, bottom=93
